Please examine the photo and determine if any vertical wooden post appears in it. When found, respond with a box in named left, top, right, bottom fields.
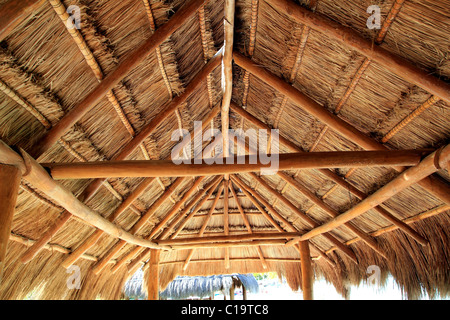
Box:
left=243, top=285, right=247, bottom=300
left=0, top=164, right=21, bottom=283
left=147, top=249, right=161, bottom=300
left=298, top=241, right=313, bottom=300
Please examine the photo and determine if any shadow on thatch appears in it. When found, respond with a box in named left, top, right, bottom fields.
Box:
left=123, top=269, right=259, bottom=300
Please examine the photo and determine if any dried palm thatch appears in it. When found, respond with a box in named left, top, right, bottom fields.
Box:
left=0, top=0, right=449, bottom=301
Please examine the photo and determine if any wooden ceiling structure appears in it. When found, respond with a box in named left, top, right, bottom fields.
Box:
left=0, top=0, right=449, bottom=300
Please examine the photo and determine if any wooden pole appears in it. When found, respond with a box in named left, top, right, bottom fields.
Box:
left=0, top=0, right=46, bottom=41
left=242, top=285, right=247, bottom=300
left=265, top=0, right=450, bottom=104
left=170, top=239, right=287, bottom=250
left=44, top=149, right=427, bottom=179
left=229, top=281, right=235, bottom=300
left=0, top=141, right=169, bottom=252
left=223, top=180, right=230, bottom=268
left=147, top=249, right=160, bottom=300
left=156, top=232, right=302, bottom=245
left=299, top=241, right=313, bottom=300
left=31, top=0, right=207, bottom=157
left=0, top=164, right=21, bottom=282
left=288, top=144, right=450, bottom=245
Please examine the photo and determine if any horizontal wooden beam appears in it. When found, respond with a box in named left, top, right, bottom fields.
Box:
left=0, top=140, right=169, bottom=251
left=43, top=150, right=428, bottom=179
left=287, top=144, right=450, bottom=245
left=265, top=0, right=450, bottom=104
left=31, top=0, right=207, bottom=158
left=156, top=232, right=301, bottom=245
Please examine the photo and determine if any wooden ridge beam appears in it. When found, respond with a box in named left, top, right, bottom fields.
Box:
left=43, top=149, right=427, bottom=179
left=287, top=144, right=450, bottom=245
left=31, top=0, right=209, bottom=158
left=170, top=239, right=287, bottom=250
left=265, top=0, right=450, bottom=104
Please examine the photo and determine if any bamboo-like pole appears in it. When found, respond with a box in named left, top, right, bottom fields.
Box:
left=31, top=0, right=207, bottom=157
left=147, top=249, right=160, bottom=300
left=0, top=0, right=45, bottom=41
left=0, top=141, right=169, bottom=252
left=265, top=0, right=450, bottom=104
left=230, top=103, right=430, bottom=245
left=299, top=241, right=313, bottom=300
left=20, top=61, right=221, bottom=265
left=44, top=149, right=427, bottom=179
left=0, top=164, right=21, bottom=282
left=288, top=144, right=450, bottom=245
left=277, top=172, right=388, bottom=258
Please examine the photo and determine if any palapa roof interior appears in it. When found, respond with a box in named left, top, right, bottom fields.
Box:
left=0, top=0, right=449, bottom=300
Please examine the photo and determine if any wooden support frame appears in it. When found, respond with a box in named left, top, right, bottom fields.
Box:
left=31, top=0, right=208, bottom=157
left=0, top=164, right=21, bottom=282
left=43, top=149, right=427, bottom=179
left=0, top=141, right=169, bottom=253
left=265, top=0, right=450, bottom=104
left=287, top=144, right=450, bottom=245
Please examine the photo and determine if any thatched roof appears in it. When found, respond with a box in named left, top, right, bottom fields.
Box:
left=0, top=0, right=449, bottom=300
left=123, top=270, right=258, bottom=299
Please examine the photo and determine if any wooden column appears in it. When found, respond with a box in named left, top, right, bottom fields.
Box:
left=229, top=281, right=235, bottom=300
left=299, top=241, right=313, bottom=300
left=147, top=249, right=161, bottom=300
left=0, top=164, right=21, bottom=282
left=242, top=285, right=247, bottom=300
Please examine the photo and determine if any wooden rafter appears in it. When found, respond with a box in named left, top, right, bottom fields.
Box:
left=91, top=177, right=186, bottom=275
